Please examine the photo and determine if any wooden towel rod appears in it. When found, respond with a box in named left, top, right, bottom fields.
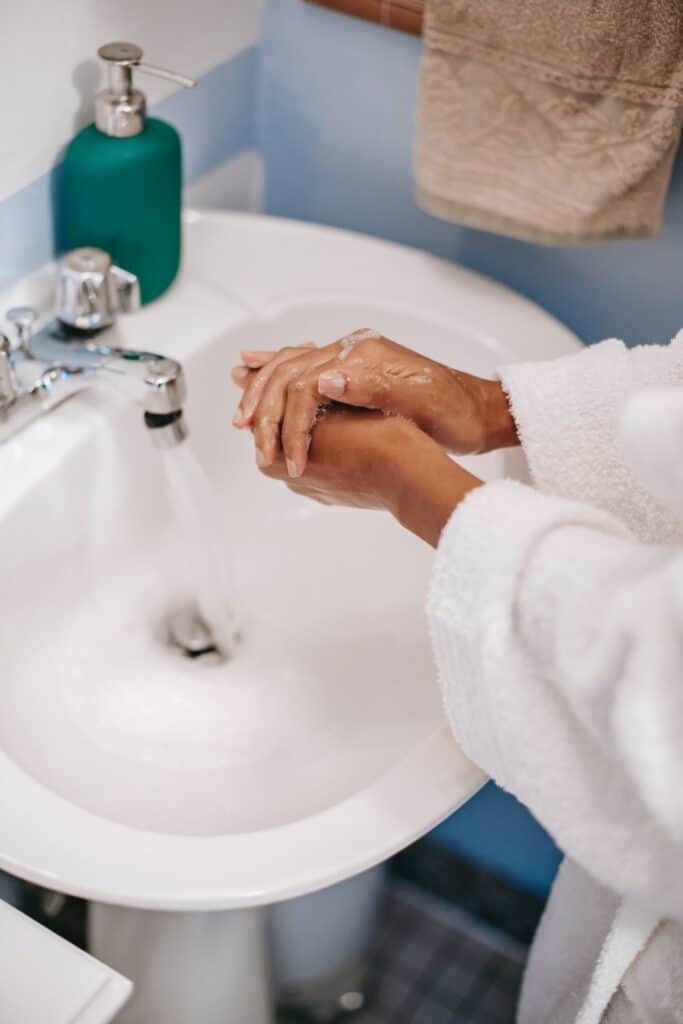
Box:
left=304, top=0, right=424, bottom=35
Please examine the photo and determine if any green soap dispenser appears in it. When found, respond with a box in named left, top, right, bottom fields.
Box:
left=62, top=43, right=196, bottom=304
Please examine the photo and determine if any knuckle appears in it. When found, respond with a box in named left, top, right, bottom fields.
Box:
left=283, top=426, right=309, bottom=447
left=355, top=328, right=383, bottom=345
left=286, top=377, right=307, bottom=397
left=274, top=361, right=301, bottom=385
left=364, top=370, right=387, bottom=401
left=305, top=366, right=322, bottom=385
left=255, top=415, right=278, bottom=432
left=364, top=337, right=385, bottom=356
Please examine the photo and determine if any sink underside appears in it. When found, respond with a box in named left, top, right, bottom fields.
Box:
left=0, top=212, right=579, bottom=907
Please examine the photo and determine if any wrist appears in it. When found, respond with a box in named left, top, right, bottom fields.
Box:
left=385, top=426, right=482, bottom=547
left=478, top=378, right=519, bottom=452
left=437, top=370, right=519, bottom=455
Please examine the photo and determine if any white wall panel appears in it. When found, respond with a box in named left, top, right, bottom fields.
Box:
left=0, top=0, right=261, bottom=201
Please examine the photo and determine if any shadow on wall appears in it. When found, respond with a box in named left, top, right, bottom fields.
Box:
left=259, top=0, right=683, bottom=349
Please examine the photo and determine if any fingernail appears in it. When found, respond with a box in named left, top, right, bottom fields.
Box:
left=231, top=366, right=249, bottom=384
left=287, top=457, right=300, bottom=479
left=256, top=447, right=266, bottom=468
left=233, top=410, right=245, bottom=427
left=318, top=370, right=346, bottom=398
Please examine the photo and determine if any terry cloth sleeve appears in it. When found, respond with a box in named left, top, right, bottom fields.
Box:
left=497, top=332, right=683, bottom=545
left=428, top=479, right=683, bottom=914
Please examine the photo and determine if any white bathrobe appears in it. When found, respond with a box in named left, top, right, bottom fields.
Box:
left=427, top=333, right=683, bottom=1023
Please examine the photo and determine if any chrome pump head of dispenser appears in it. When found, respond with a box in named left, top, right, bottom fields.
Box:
left=95, top=42, right=196, bottom=138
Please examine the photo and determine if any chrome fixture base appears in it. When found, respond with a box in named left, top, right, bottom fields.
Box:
left=1, top=248, right=185, bottom=444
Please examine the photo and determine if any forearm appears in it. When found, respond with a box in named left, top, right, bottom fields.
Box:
left=389, top=441, right=482, bottom=547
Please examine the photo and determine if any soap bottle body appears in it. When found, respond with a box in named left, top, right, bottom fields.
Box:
left=62, top=118, right=181, bottom=305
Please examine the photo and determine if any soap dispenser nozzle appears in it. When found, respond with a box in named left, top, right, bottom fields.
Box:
left=95, top=42, right=196, bottom=139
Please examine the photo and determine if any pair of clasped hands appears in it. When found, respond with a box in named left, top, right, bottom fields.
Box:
left=231, top=330, right=518, bottom=547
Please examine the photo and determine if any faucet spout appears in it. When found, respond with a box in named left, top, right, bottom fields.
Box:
left=0, top=323, right=186, bottom=444
left=27, top=322, right=185, bottom=416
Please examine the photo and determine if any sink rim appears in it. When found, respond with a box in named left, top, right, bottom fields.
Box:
left=0, top=725, right=485, bottom=910
left=0, top=209, right=580, bottom=908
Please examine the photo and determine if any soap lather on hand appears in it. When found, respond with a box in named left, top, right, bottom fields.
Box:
left=231, top=329, right=517, bottom=479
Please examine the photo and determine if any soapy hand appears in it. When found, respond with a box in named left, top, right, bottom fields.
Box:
left=256, top=406, right=482, bottom=547
left=231, top=330, right=517, bottom=478
left=258, top=406, right=410, bottom=510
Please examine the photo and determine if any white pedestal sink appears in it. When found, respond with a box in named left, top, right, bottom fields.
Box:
left=0, top=212, right=580, bottom=1022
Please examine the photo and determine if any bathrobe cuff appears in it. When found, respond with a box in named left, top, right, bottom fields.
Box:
left=497, top=333, right=683, bottom=545
left=427, top=478, right=625, bottom=780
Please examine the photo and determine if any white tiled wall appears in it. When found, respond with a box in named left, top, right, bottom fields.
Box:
left=0, top=0, right=261, bottom=202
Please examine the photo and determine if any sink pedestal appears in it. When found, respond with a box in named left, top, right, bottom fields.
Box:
left=89, top=903, right=272, bottom=1024
left=271, top=865, right=384, bottom=1018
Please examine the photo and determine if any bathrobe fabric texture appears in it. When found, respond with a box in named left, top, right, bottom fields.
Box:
left=427, top=332, right=683, bottom=1022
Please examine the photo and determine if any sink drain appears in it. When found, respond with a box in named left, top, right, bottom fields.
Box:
left=166, top=606, right=225, bottom=663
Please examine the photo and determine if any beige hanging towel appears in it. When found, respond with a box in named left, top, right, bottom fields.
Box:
left=416, top=1, right=683, bottom=244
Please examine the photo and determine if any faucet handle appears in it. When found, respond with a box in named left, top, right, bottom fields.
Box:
left=58, top=247, right=141, bottom=331
left=0, top=335, right=17, bottom=409
left=109, top=264, right=142, bottom=315
left=6, top=306, right=37, bottom=351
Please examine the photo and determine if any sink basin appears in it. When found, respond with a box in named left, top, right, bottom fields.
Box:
left=0, top=212, right=580, bottom=911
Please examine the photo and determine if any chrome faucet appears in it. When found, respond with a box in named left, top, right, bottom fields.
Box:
left=0, top=247, right=186, bottom=445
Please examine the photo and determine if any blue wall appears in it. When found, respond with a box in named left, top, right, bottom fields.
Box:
left=260, top=0, right=683, bottom=349
left=431, top=784, right=561, bottom=897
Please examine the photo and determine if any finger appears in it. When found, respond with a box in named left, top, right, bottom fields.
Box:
left=251, top=363, right=296, bottom=468
left=252, top=352, right=335, bottom=468
left=231, top=365, right=251, bottom=388
left=257, top=454, right=288, bottom=481
left=251, top=351, right=337, bottom=468
left=317, top=360, right=398, bottom=413
left=241, top=342, right=316, bottom=370
left=233, top=346, right=311, bottom=427
left=241, top=350, right=274, bottom=369
left=281, top=371, right=326, bottom=478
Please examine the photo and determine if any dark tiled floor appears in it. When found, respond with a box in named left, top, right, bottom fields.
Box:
left=9, top=870, right=528, bottom=1024
left=334, top=883, right=525, bottom=1024
left=390, top=842, right=546, bottom=946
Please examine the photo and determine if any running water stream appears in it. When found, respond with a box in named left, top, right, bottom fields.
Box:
left=160, top=442, right=240, bottom=659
